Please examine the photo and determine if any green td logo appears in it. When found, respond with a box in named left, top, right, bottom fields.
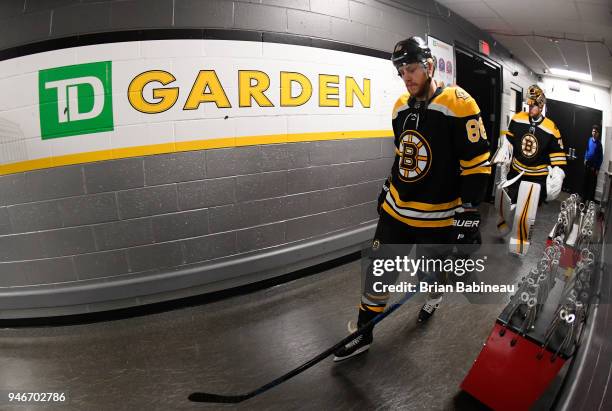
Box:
left=39, top=61, right=114, bottom=139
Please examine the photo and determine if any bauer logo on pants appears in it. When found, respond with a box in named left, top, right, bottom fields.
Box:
left=39, top=61, right=114, bottom=139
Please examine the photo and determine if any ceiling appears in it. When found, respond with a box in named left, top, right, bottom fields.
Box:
left=436, top=0, right=612, bottom=88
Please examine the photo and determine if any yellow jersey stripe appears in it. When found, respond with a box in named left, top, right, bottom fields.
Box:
left=389, top=184, right=462, bottom=211
left=511, top=164, right=548, bottom=176
left=550, top=161, right=567, bottom=166
left=382, top=203, right=454, bottom=227
left=512, top=117, right=531, bottom=126
left=430, top=87, right=480, bottom=118
left=540, top=118, right=561, bottom=138
left=513, top=112, right=529, bottom=121
left=512, top=158, right=548, bottom=170
left=392, top=93, right=410, bottom=119
left=460, top=152, right=490, bottom=168
left=549, top=152, right=565, bottom=157
left=461, top=166, right=492, bottom=176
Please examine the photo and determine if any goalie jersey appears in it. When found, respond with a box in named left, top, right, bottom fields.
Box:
left=381, top=86, right=491, bottom=228
left=505, top=111, right=567, bottom=177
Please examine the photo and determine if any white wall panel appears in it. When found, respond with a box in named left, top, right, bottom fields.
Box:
left=203, top=40, right=263, bottom=58
left=174, top=117, right=237, bottom=142
left=234, top=115, right=288, bottom=137
left=0, top=140, right=27, bottom=163
left=110, top=123, right=174, bottom=149
left=141, top=39, right=204, bottom=59
left=25, top=137, right=52, bottom=161
left=540, top=76, right=611, bottom=148
left=0, top=39, right=400, bottom=170
left=7, top=48, right=77, bottom=78
left=0, top=73, right=38, bottom=111
left=76, top=42, right=140, bottom=63
left=0, top=107, right=39, bottom=140
left=48, top=130, right=113, bottom=157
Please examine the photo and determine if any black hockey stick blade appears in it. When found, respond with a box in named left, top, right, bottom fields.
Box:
left=188, top=392, right=250, bottom=403
left=188, top=290, right=416, bottom=404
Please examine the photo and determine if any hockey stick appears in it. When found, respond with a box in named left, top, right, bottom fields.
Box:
left=188, top=290, right=417, bottom=403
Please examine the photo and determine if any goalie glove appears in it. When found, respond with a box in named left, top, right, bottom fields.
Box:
left=546, top=166, right=565, bottom=201
left=491, top=135, right=513, bottom=186
left=491, top=134, right=513, bottom=165
left=377, top=176, right=391, bottom=215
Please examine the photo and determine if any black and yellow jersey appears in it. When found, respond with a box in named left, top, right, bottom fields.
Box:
left=381, top=85, right=491, bottom=228
left=505, top=111, right=566, bottom=177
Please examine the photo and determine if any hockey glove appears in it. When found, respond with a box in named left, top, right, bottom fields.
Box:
left=546, top=166, right=565, bottom=201
left=453, top=209, right=482, bottom=255
left=377, top=176, right=391, bottom=215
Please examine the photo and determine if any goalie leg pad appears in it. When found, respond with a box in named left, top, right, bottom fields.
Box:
left=509, top=181, right=541, bottom=256
left=494, top=186, right=514, bottom=236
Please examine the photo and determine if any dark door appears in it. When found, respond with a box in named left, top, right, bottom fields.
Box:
left=545, top=99, right=603, bottom=193
left=455, top=47, right=502, bottom=201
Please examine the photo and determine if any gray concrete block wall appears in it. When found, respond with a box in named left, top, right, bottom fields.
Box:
left=51, top=2, right=112, bottom=37
left=174, top=0, right=234, bottom=29
left=0, top=0, right=539, bottom=74
left=0, top=138, right=389, bottom=288
left=110, top=0, right=174, bottom=30
left=0, top=0, right=539, bottom=315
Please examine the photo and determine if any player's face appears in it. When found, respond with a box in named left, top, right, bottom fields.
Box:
left=529, top=103, right=542, bottom=118
left=592, top=129, right=600, bottom=139
left=397, top=63, right=429, bottom=97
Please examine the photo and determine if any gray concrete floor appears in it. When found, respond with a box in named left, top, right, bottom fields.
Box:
left=0, top=198, right=563, bottom=411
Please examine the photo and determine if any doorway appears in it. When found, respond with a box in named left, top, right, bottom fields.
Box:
left=545, top=99, right=603, bottom=194
left=455, top=46, right=502, bottom=201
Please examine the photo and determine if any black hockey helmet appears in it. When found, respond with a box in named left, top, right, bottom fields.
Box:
left=391, top=36, right=433, bottom=70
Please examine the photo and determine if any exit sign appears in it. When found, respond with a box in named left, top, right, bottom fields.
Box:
left=479, top=40, right=490, bottom=56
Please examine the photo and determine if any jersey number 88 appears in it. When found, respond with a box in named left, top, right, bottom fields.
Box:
left=466, top=118, right=487, bottom=143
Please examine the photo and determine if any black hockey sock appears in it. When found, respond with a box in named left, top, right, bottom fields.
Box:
left=358, top=305, right=382, bottom=329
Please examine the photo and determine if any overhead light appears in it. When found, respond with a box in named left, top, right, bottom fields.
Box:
left=549, top=68, right=592, bottom=81
left=568, top=79, right=581, bottom=92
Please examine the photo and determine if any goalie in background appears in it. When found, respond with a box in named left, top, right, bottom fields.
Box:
left=492, top=85, right=567, bottom=255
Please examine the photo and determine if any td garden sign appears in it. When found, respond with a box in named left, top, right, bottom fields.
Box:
left=38, top=60, right=372, bottom=140
left=128, top=70, right=370, bottom=113
left=0, top=39, right=397, bottom=174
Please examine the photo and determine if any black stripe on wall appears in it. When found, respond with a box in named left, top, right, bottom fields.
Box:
left=0, top=29, right=392, bottom=62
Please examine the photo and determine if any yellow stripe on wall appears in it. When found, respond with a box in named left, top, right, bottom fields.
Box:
left=0, top=130, right=394, bottom=176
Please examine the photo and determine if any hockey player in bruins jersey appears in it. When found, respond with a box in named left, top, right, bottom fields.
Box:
left=333, top=36, right=491, bottom=362
left=493, top=85, right=567, bottom=255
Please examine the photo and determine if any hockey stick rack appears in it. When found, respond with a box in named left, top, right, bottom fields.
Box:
left=460, top=197, right=602, bottom=411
